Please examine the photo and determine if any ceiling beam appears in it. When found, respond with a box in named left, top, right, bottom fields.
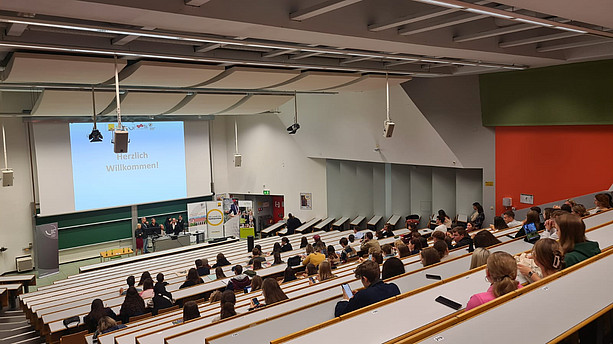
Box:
left=290, top=51, right=325, bottom=60
left=340, top=56, right=373, bottom=64
left=537, top=38, right=613, bottom=52
left=500, top=32, right=581, bottom=48
left=399, top=12, right=487, bottom=35
left=5, top=23, right=28, bottom=36
left=184, top=0, right=212, bottom=7
left=453, top=23, right=535, bottom=43
left=195, top=43, right=222, bottom=53
left=262, top=49, right=297, bottom=58
left=290, top=0, right=363, bottom=21
left=368, top=8, right=459, bottom=32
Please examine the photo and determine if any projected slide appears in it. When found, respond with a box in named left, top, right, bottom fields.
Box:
left=69, top=122, right=187, bottom=211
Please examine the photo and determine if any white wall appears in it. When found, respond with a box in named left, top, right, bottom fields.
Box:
left=212, top=115, right=327, bottom=221
left=0, top=118, right=34, bottom=273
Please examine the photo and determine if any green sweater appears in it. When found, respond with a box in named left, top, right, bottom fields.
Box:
left=565, top=241, right=600, bottom=268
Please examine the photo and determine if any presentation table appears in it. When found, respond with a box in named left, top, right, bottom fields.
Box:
left=152, top=234, right=191, bottom=251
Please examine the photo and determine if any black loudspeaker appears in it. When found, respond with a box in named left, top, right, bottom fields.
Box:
left=247, top=235, right=254, bottom=253
left=113, top=130, right=129, bottom=153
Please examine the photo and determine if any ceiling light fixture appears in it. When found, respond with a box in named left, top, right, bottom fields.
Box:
left=465, top=8, right=513, bottom=19
left=555, top=26, right=588, bottom=34
left=415, top=0, right=464, bottom=9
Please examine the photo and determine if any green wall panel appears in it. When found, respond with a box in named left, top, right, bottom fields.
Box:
left=480, top=59, right=613, bottom=126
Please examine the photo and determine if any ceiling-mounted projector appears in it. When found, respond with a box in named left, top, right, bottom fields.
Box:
left=286, top=123, right=300, bottom=135
left=89, top=128, right=103, bottom=142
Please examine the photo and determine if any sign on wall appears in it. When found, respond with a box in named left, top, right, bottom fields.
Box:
left=300, top=193, right=312, bottom=210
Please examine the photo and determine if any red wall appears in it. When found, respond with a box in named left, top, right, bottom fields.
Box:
left=495, top=125, right=613, bottom=214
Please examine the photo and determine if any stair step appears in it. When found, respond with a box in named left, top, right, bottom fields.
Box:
left=0, top=330, right=39, bottom=342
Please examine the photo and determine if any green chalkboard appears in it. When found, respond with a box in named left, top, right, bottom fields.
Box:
left=480, top=59, right=613, bottom=126
left=35, top=195, right=213, bottom=250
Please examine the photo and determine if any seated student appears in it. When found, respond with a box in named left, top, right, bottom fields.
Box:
left=312, top=234, right=326, bottom=249
left=557, top=213, right=600, bottom=267
left=119, top=287, right=146, bottom=324
left=438, top=209, right=453, bottom=228
left=433, top=241, right=449, bottom=261
left=381, top=244, right=396, bottom=260
left=250, top=277, right=289, bottom=310
left=248, top=247, right=267, bottom=266
left=339, top=237, right=357, bottom=263
left=572, top=204, right=589, bottom=217
left=208, top=290, right=222, bottom=303
left=360, top=232, right=381, bottom=256
left=250, top=275, right=263, bottom=291
left=180, top=268, right=204, bottom=289
left=151, top=283, right=174, bottom=315
left=271, top=251, right=284, bottom=266
left=420, top=247, right=440, bottom=267
left=490, top=216, right=509, bottom=231
left=451, top=227, right=474, bottom=252
left=469, top=247, right=490, bottom=270
left=409, top=228, right=429, bottom=249
left=431, top=230, right=453, bottom=250
left=515, top=210, right=542, bottom=238
left=301, top=263, right=318, bottom=278
left=215, top=266, right=226, bottom=279
left=213, top=290, right=237, bottom=322
left=119, top=276, right=142, bottom=295
left=334, top=260, right=401, bottom=317
left=348, top=234, right=356, bottom=243
left=302, top=244, right=325, bottom=267
left=137, top=271, right=151, bottom=287
left=370, top=252, right=384, bottom=265
left=212, top=253, right=231, bottom=268
left=84, top=299, right=117, bottom=333
left=182, top=301, right=200, bottom=322
left=408, top=239, right=423, bottom=256
left=92, top=316, right=126, bottom=343
left=227, top=265, right=251, bottom=291
left=594, top=193, right=612, bottom=213
left=299, top=237, right=309, bottom=249
left=154, top=273, right=168, bottom=290
left=518, top=238, right=563, bottom=283
left=317, top=260, right=337, bottom=282
left=465, top=252, right=522, bottom=311
left=433, top=216, right=447, bottom=233
left=283, top=266, right=297, bottom=283
left=270, top=242, right=282, bottom=255
left=502, top=210, right=523, bottom=228
left=280, top=237, right=293, bottom=252
left=195, top=259, right=211, bottom=276
left=380, top=223, right=395, bottom=238
left=472, top=230, right=501, bottom=248
left=139, top=278, right=155, bottom=302
left=396, top=242, right=411, bottom=258
left=382, top=257, right=405, bottom=280
left=326, top=245, right=341, bottom=266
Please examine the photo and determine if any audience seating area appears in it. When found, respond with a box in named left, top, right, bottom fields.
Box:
left=15, top=205, right=613, bottom=344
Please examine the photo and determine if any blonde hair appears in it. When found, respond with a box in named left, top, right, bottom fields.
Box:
left=318, top=261, right=335, bottom=281
left=469, top=247, right=490, bottom=269
left=486, top=252, right=519, bottom=297
left=97, top=316, right=117, bottom=333
left=533, top=239, right=563, bottom=276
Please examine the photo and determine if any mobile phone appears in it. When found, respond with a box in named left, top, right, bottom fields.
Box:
left=244, top=286, right=252, bottom=293
left=426, top=274, right=442, bottom=280
left=251, top=297, right=260, bottom=306
left=435, top=296, right=462, bottom=310
left=309, top=277, right=317, bottom=284
left=341, top=283, right=353, bottom=298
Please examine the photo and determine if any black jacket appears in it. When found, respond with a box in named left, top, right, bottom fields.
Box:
left=334, top=280, right=400, bottom=317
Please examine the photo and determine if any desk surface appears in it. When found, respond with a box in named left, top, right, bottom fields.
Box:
left=0, top=275, right=35, bottom=284
left=387, top=214, right=401, bottom=225
left=350, top=216, right=365, bottom=226
left=332, top=217, right=350, bottom=227
left=294, top=218, right=319, bottom=233
left=262, top=222, right=286, bottom=233
left=314, top=217, right=335, bottom=229
left=417, top=250, right=613, bottom=343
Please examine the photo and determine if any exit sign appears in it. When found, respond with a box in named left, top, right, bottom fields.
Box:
left=263, top=190, right=270, bottom=195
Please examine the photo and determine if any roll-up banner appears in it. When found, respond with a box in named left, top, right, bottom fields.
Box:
left=187, top=201, right=207, bottom=234
left=206, top=201, right=225, bottom=239
left=35, top=222, right=59, bottom=278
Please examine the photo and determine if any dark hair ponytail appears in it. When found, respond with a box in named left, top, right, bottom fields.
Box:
left=219, top=290, right=236, bottom=320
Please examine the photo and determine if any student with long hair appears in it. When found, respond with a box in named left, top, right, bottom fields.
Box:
left=180, top=268, right=204, bottom=289
left=250, top=275, right=263, bottom=291
left=283, top=266, right=297, bottom=283
left=212, top=253, right=231, bottom=268
left=572, top=204, right=589, bottom=217
left=470, top=202, right=485, bottom=229
left=302, top=244, right=325, bottom=267
left=182, top=301, right=200, bottom=322
left=469, top=247, right=490, bottom=270
left=92, top=316, right=126, bottom=342
left=557, top=213, right=600, bottom=267
left=119, top=287, right=146, bottom=323
left=594, top=193, right=612, bottom=213
left=213, top=290, right=237, bottom=322
left=215, top=266, right=226, bottom=279
left=139, top=278, right=154, bottom=299
left=318, top=260, right=336, bottom=282
left=248, top=247, right=266, bottom=266
left=261, top=277, right=289, bottom=306
left=396, top=243, right=411, bottom=258
left=137, top=271, right=151, bottom=286
left=420, top=247, right=440, bottom=267
left=515, top=210, right=542, bottom=238
left=408, top=239, right=423, bottom=255
left=271, top=251, right=284, bottom=266
left=473, top=230, right=501, bottom=248
left=465, top=252, right=521, bottom=311
left=490, top=216, right=508, bottom=231
left=300, top=236, right=309, bottom=249
left=518, top=238, right=564, bottom=282
left=438, top=209, right=452, bottom=228
left=433, top=240, right=449, bottom=260
left=326, top=245, right=340, bottom=266
left=84, top=299, right=117, bottom=333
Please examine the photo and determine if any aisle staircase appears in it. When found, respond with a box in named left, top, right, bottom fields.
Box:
left=0, top=307, right=44, bottom=344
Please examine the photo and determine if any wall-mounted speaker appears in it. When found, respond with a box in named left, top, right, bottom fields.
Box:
left=2, top=169, right=14, bottom=187
left=234, top=154, right=242, bottom=167
left=113, top=130, right=129, bottom=153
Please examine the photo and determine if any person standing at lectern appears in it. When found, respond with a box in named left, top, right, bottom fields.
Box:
left=177, top=215, right=185, bottom=233
left=141, top=217, right=151, bottom=253
left=286, top=213, right=302, bottom=235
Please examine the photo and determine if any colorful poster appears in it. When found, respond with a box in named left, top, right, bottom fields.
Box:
left=300, top=193, right=312, bottom=210
left=206, top=201, right=225, bottom=239
left=187, top=201, right=207, bottom=234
